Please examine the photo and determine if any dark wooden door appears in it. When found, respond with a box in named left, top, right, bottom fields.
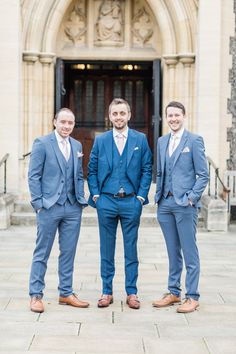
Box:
left=62, top=61, right=153, bottom=176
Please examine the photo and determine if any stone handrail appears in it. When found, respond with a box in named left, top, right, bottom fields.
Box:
left=206, top=156, right=230, bottom=211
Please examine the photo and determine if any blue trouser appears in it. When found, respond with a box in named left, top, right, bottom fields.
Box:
left=157, top=196, right=200, bottom=300
left=96, top=194, right=142, bottom=295
left=29, top=201, right=82, bottom=298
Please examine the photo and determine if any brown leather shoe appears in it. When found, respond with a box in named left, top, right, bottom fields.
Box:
left=177, top=298, right=199, bottom=313
left=30, top=296, right=44, bottom=313
left=97, top=294, right=113, bottom=308
left=59, top=294, right=89, bottom=308
left=126, top=294, right=140, bottom=309
left=152, top=293, right=181, bottom=308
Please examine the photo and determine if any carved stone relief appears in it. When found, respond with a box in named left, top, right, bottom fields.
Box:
left=132, top=5, right=153, bottom=47
left=94, top=0, right=124, bottom=46
left=132, top=1, right=155, bottom=47
left=64, top=0, right=87, bottom=45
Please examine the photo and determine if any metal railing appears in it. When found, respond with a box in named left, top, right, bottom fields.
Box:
left=19, top=152, right=31, bottom=160
left=207, top=156, right=230, bottom=211
left=0, top=153, right=9, bottom=194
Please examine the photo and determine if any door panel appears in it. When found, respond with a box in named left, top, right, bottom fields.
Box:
left=62, top=61, right=154, bottom=176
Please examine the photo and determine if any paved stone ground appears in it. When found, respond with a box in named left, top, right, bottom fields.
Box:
left=0, top=219, right=236, bottom=353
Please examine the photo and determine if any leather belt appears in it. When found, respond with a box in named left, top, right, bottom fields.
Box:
left=167, top=191, right=173, bottom=196
left=102, top=192, right=135, bottom=198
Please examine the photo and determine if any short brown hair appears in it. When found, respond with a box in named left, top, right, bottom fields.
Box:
left=109, top=98, right=131, bottom=114
left=165, top=101, right=186, bottom=116
left=54, top=108, right=75, bottom=121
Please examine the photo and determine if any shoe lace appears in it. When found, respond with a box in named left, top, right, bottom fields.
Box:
left=183, top=298, right=192, bottom=304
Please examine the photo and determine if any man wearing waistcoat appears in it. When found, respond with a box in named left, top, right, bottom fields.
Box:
left=28, top=108, right=89, bottom=313
left=153, top=101, right=209, bottom=313
left=88, top=98, right=152, bottom=309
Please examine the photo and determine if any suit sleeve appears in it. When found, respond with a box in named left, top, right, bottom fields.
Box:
left=76, top=141, right=88, bottom=205
left=137, top=135, right=152, bottom=199
left=154, top=138, right=162, bottom=203
left=28, top=138, right=45, bottom=211
left=87, top=137, right=100, bottom=196
left=187, top=136, right=209, bottom=204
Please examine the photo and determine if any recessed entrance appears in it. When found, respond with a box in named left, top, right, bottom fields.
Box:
left=56, top=59, right=161, bottom=175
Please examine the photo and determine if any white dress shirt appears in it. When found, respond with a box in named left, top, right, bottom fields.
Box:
left=54, top=130, right=71, bottom=159
left=169, top=127, right=184, bottom=156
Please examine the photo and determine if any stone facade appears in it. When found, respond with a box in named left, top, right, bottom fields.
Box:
left=0, top=0, right=234, bottom=200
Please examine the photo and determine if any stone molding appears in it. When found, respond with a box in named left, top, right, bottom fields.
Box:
left=39, top=53, right=56, bottom=64
left=23, top=51, right=39, bottom=63
left=163, top=53, right=195, bottom=67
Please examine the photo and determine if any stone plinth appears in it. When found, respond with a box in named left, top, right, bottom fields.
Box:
left=0, top=194, right=15, bottom=229
left=201, top=195, right=228, bottom=232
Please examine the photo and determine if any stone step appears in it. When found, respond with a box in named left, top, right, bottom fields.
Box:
left=11, top=210, right=205, bottom=228
left=10, top=211, right=159, bottom=227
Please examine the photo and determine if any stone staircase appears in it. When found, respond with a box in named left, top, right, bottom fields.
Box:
left=10, top=183, right=205, bottom=228
left=10, top=199, right=158, bottom=227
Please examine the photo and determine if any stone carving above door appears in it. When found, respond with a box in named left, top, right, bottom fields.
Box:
left=132, top=5, right=154, bottom=47
left=94, top=0, right=124, bottom=46
left=56, top=0, right=159, bottom=55
left=64, top=0, right=87, bottom=45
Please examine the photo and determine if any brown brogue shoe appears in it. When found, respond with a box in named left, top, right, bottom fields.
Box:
left=30, top=296, right=44, bottom=313
left=126, top=294, right=140, bottom=309
left=152, top=293, right=181, bottom=308
left=97, top=294, right=113, bottom=308
left=177, top=298, right=199, bottom=313
left=59, top=294, right=89, bottom=308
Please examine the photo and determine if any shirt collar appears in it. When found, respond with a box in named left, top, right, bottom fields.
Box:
left=171, top=127, right=185, bottom=139
left=54, top=130, right=69, bottom=144
left=113, top=127, right=128, bottom=139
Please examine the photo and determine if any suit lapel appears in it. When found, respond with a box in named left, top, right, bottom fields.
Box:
left=50, top=131, right=65, bottom=174
left=70, top=137, right=78, bottom=177
left=127, top=130, right=137, bottom=166
left=103, top=131, right=113, bottom=169
left=161, top=134, right=170, bottom=173
left=173, top=130, right=188, bottom=167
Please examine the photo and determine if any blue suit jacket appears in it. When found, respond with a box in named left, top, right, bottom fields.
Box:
left=87, top=129, right=152, bottom=207
left=28, top=131, right=87, bottom=211
left=155, top=130, right=209, bottom=207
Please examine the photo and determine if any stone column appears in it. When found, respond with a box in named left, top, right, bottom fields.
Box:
left=179, top=54, right=195, bottom=131
left=22, top=51, right=39, bottom=152
left=39, top=53, right=55, bottom=134
left=162, top=55, right=178, bottom=134
left=227, top=1, right=236, bottom=170
left=21, top=52, right=39, bottom=199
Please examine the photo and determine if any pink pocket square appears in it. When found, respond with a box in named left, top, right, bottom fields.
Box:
left=182, top=147, right=190, bottom=153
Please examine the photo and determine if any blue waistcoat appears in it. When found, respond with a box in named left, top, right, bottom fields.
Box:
left=163, top=147, right=178, bottom=198
left=101, top=139, right=134, bottom=194
left=57, top=150, right=76, bottom=205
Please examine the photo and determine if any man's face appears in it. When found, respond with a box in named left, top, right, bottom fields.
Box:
left=109, top=103, right=131, bottom=132
left=54, top=112, right=75, bottom=138
left=166, top=106, right=185, bottom=133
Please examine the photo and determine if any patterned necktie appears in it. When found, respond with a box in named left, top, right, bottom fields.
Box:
left=61, top=139, right=69, bottom=161
left=116, top=134, right=125, bottom=155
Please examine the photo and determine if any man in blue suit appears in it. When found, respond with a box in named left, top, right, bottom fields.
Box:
left=153, top=101, right=209, bottom=313
left=28, top=108, right=89, bottom=313
left=88, top=98, right=152, bottom=309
